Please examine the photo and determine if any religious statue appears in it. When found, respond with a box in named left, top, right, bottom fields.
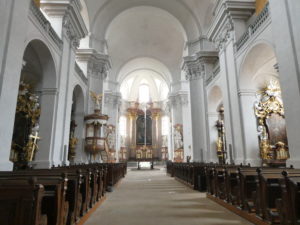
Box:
left=162, top=135, right=168, bottom=147
left=68, top=120, right=78, bottom=162
left=215, top=105, right=226, bottom=164
left=90, top=91, right=103, bottom=110
left=174, top=128, right=183, bottom=150
left=120, top=135, right=126, bottom=147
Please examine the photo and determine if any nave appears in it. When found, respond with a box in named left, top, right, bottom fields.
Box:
left=84, top=167, right=252, bottom=225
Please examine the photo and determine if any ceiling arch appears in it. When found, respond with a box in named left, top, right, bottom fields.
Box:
left=90, top=0, right=201, bottom=42
left=118, top=57, right=172, bottom=84
left=103, top=6, right=185, bottom=81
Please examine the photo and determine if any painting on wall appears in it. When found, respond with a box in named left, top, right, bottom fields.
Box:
left=136, top=115, right=152, bottom=145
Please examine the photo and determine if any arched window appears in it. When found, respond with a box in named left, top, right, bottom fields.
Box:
left=119, top=116, right=127, bottom=136
left=139, top=84, right=150, bottom=103
left=162, top=116, right=169, bottom=136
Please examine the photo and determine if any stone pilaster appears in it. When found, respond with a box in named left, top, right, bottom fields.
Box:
left=183, top=51, right=218, bottom=162
left=207, top=0, right=255, bottom=164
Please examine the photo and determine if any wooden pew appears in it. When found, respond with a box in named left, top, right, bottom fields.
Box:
left=225, top=166, right=241, bottom=205
left=0, top=177, right=47, bottom=225
left=0, top=170, right=76, bottom=225
left=257, top=168, right=295, bottom=223
left=238, top=167, right=260, bottom=212
left=205, top=164, right=216, bottom=196
left=279, top=170, right=300, bottom=225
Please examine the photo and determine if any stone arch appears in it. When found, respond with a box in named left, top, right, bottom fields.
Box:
left=208, top=85, right=223, bottom=113
left=239, top=42, right=279, bottom=91
left=69, top=84, right=86, bottom=164
left=238, top=42, right=282, bottom=166
left=207, top=85, right=223, bottom=163
left=91, top=0, right=200, bottom=42
left=13, top=39, right=57, bottom=168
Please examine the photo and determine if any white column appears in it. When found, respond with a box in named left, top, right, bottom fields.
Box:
left=219, top=42, right=246, bottom=164
left=34, top=88, right=58, bottom=168
left=0, top=0, right=31, bottom=171
left=239, top=90, right=260, bottom=166
left=181, top=96, right=193, bottom=161
left=269, top=0, right=300, bottom=167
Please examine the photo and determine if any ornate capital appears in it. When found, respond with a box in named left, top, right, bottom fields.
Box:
left=62, top=0, right=88, bottom=49
left=76, top=49, right=111, bottom=79
left=182, top=51, right=218, bottom=81
left=214, top=21, right=234, bottom=50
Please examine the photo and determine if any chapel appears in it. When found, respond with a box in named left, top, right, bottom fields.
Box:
left=0, top=0, right=300, bottom=225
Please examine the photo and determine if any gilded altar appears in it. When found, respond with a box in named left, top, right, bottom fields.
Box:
left=136, top=145, right=153, bottom=160
left=10, top=81, right=41, bottom=168
left=254, top=80, right=289, bottom=166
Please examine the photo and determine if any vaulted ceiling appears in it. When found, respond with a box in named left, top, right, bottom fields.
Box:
left=82, top=0, right=216, bottom=82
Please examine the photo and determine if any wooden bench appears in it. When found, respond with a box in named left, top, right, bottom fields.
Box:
left=0, top=177, right=47, bottom=225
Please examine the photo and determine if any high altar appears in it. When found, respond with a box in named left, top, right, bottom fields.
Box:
left=121, top=101, right=165, bottom=161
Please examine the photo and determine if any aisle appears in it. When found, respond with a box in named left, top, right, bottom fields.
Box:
left=84, top=168, right=253, bottom=225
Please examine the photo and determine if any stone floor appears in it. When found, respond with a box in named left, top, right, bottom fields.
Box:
left=84, top=167, right=253, bottom=225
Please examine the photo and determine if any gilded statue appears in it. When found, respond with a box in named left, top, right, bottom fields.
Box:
left=90, top=91, right=103, bottom=110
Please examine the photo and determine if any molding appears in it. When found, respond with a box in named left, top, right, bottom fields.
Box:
left=207, top=0, right=255, bottom=50
left=104, top=91, right=122, bottom=107
left=29, top=2, right=63, bottom=50
left=76, top=48, right=111, bottom=79
left=41, top=0, right=88, bottom=49
left=182, top=51, right=218, bottom=81
left=238, top=89, right=256, bottom=96
left=168, top=91, right=189, bottom=107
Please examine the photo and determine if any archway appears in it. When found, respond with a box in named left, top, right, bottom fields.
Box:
left=239, top=42, right=288, bottom=166
left=207, top=85, right=223, bottom=163
left=68, top=84, right=85, bottom=164
left=10, top=39, right=57, bottom=169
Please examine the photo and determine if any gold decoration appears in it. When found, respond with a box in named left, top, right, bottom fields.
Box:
left=256, top=0, right=268, bottom=14
left=33, top=0, right=40, bottom=7
left=90, top=91, right=103, bottom=110
left=12, top=81, right=41, bottom=163
left=254, top=80, right=289, bottom=162
left=16, top=82, right=41, bottom=125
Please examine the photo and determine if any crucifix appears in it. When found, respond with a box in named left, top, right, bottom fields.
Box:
left=29, top=132, right=41, bottom=161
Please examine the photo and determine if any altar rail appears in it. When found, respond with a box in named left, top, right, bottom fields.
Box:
left=167, top=162, right=300, bottom=225
left=0, top=163, right=127, bottom=225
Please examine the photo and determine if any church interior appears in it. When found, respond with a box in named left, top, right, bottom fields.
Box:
left=0, top=0, right=300, bottom=224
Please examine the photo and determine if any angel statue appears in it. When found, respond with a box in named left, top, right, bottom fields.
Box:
left=90, top=91, right=103, bottom=110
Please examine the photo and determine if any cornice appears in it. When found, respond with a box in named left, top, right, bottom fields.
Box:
left=207, top=0, right=255, bottom=50
left=168, top=91, right=189, bottom=107
left=41, top=0, right=88, bottom=49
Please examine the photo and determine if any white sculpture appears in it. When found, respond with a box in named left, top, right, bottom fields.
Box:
left=174, top=129, right=183, bottom=149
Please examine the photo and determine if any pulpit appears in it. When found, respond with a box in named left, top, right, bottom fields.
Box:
left=85, top=92, right=109, bottom=160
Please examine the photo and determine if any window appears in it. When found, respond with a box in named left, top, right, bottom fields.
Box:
left=162, top=116, right=169, bottom=136
left=119, top=116, right=127, bottom=136
left=139, top=84, right=150, bottom=103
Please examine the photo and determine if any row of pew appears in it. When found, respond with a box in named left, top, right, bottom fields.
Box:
left=0, top=163, right=127, bottom=225
left=167, top=162, right=300, bottom=225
